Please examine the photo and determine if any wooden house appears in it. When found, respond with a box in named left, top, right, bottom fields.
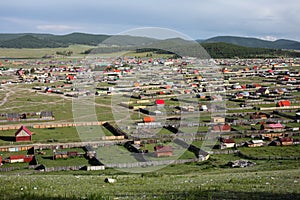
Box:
left=261, top=123, right=284, bottom=132
left=7, top=113, right=20, bottom=121
left=277, top=100, right=291, bottom=107
left=212, top=117, right=225, bottom=123
left=220, top=138, right=236, bottom=149
left=256, top=87, right=270, bottom=95
left=154, top=145, right=173, bottom=157
left=279, top=137, right=293, bottom=146
left=155, top=99, right=165, bottom=107
left=212, top=124, right=231, bottom=133
left=245, top=140, right=265, bottom=147
left=40, top=111, right=54, bottom=120
left=5, top=155, right=34, bottom=163
left=15, top=126, right=32, bottom=142
left=54, top=151, right=68, bottom=159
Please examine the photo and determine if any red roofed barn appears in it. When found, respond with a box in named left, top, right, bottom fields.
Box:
left=15, top=126, right=32, bottom=142
left=277, top=100, right=291, bottom=107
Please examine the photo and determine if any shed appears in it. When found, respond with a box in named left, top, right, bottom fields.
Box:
left=15, top=126, right=32, bottom=142
left=154, top=145, right=173, bottom=157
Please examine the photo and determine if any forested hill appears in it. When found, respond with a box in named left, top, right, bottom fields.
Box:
left=201, top=42, right=300, bottom=58
left=0, top=33, right=300, bottom=58
left=201, top=36, right=300, bottom=50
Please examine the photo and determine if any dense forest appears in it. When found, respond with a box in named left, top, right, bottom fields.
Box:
left=200, top=42, right=300, bottom=58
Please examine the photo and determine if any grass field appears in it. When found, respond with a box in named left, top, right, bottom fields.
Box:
left=0, top=154, right=299, bottom=199
left=238, top=145, right=300, bottom=159
left=0, top=45, right=93, bottom=58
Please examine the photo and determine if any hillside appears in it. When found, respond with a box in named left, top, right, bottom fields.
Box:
left=201, top=42, right=300, bottom=58
left=201, top=36, right=300, bottom=50
left=0, top=33, right=157, bottom=49
left=0, top=33, right=300, bottom=58
left=0, top=35, right=66, bottom=48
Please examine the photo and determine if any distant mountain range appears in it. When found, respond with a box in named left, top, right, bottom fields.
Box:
left=1, top=33, right=300, bottom=50
left=0, top=32, right=158, bottom=48
left=0, top=33, right=300, bottom=58
left=200, top=36, right=300, bottom=50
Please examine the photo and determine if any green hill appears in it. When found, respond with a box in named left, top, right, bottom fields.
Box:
left=201, top=36, right=300, bottom=50
left=201, top=42, right=300, bottom=58
left=0, top=35, right=66, bottom=48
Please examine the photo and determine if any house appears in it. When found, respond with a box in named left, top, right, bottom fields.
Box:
left=143, top=116, right=156, bottom=123
left=5, top=155, right=34, bottom=163
left=220, top=138, right=236, bottom=149
left=279, top=137, right=293, bottom=146
left=277, top=100, right=291, bottom=107
left=154, top=145, right=173, bottom=157
left=155, top=99, right=165, bottom=107
left=212, top=124, right=231, bottom=133
left=40, top=111, right=54, bottom=120
left=245, top=140, right=265, bottom=147
left=7, top=113, right=20, bottom=121
left=54, top=151, right=68, bottom=159
left=15, top=126, right=32, bottom=142
left=250, top=112, right=268, bottom=120
left=200, top=105, right=208, bottom=111
left=261, top=123, right=284, bottom=132
left=212, top=117, right=225, bottom=123
left=256, top=87, right=270, bottom=95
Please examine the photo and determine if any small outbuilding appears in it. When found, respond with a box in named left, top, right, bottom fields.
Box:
left=15, top=126, right=32, bottom=142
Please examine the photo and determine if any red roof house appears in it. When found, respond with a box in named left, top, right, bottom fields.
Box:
left=154, top=145, right=173, bottom=157
left=277, top=100, right=291, bottom=107
left=15, top=126, right=32, bottom=142
left=220, top=138, right=236, bottom=149
left=212, top=124, right=231, bottom=132
left=279, top=137, right=293, bottom=146
left=155, top=99, right=165, bottom=106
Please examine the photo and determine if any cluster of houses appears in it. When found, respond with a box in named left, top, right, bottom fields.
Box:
left=0, top=55, right=300, bottom=171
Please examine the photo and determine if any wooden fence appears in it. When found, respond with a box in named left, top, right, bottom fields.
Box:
left=0, top=121, right=107, bottom=131
left=105, top=158, right=202, bottom=169
left=237, top=151, right=300, bottom=161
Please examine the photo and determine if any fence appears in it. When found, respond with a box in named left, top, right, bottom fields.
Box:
left=237, top=151, right=300, bottom=161
left=105, top=158, right=201, bottom=169
left=43, top=165, right=85, bottom=172
left=0, top=140, right=126, bottom=152
left=0, top=121, right=107, bottom=130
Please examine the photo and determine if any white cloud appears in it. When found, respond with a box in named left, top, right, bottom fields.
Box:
left=36, top=24, right=80, bottom=32
left=259, top=36, right=278, bottom=41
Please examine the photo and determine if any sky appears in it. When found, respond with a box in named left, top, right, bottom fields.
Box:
left=0, top=0, right=300, bottom=41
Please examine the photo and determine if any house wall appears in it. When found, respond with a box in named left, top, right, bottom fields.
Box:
left=281, top=141, right=293, bottom=146
left=156, top=151, right=172, bottom=157
left=16, top=136, right=31, bottom=142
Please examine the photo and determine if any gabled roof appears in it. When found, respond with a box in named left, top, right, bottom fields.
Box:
left=268, top=123, right=284, bottom=129
left=279, top=137, right=293, bottom=142
left=222, top=138, right=235, bottom=144
left=154, top=146, right=173, bottom=152
left=15, top=126, right=32, bottom=137
left=278, top=100, right=290, bottom=107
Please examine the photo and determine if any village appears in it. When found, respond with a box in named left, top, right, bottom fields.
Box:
left=0, top=55, right=299, bottom=173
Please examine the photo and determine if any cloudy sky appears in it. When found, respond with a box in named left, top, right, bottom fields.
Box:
left=0, top=0, right=299, bottom=40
